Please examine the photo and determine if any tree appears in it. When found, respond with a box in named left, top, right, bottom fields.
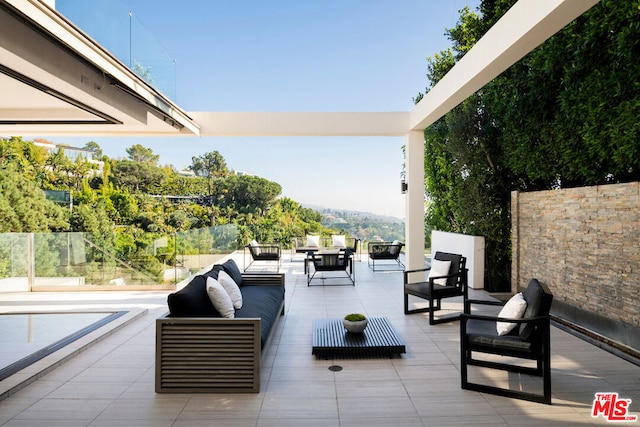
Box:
left=0, top=166, right=69, bottom=232
left=84, top=141, right=103, bottom=159
left=0, top=137, right=48, bottom=184
left=420, top=5, right=511, bottom=291
left=190, top=151, right=229, bottom=197
left=111, top=160, right=165, bottom=193
left=418, top=0, right=640, bottom=291
left=220, top=175, right=281, bottom=214
left=126, top=144, right=160, bottom=165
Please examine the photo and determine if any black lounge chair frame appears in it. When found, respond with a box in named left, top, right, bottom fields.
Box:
left=307, top=249, right=355, bottom=286
left=460, top=278, right=553, bottom=404
left=403, top=251, right=468, bottom=325
left=367, top=241, right=404, bottom=271
left=244, top=243, right=281, bottom=272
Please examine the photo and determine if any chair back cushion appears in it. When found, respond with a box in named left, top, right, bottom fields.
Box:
left=313, top=249, right=350, bottom=270
left=519, top=279, right=553, bottom=341
left=428, top=259, right=451, bottom=286
left=320, top=252, right=339, bottom=267
left=332, top=235, right=346, bottom=248
left=249, top=240, right=260, bottom=256
left=433, top=252, right=465, bottom=287
left=306, top=235, right=320, bottom=247
left=389, top=240, right=401, bottom=256
left=349, top=238, right=359, bottom=252
left=341, top=248, right=352, bottom=266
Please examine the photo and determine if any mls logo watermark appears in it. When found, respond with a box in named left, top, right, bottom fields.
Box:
left=592, top=393, right=638, bottom=422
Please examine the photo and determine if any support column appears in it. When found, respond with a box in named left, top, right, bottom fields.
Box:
left=404, top=131, right=425, bottom=272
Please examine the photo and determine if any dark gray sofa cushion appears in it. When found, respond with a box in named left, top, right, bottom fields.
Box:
left=221, top=259, right=244, bottom=286
left=167, top=275, right=218, bottom=317
left=202, top=265, right=222, bottom=280
left=167, top=268, right=285, bottom=349
left=235, top=285, right=285, bottom=348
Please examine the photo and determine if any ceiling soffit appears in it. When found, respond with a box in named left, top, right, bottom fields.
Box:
left=0, top=0, right=199, bottom=136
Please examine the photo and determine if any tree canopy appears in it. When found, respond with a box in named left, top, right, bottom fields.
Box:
left=0, top=140, right=337, bottom=251
left=126, top=144, right=160, bottom=165
left=419, top=0, right=640, bottom=291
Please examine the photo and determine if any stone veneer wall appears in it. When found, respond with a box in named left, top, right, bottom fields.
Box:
left=511, top=182, right=640, bottom=353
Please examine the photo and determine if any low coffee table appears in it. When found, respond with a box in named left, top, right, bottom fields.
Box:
left=312, top=317, right=406, bottom=359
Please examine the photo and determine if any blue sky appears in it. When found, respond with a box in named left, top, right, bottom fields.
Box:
left=50, top=0, right=480, bottom=219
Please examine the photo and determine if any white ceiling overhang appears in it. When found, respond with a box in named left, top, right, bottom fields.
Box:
left=0, top=0, right=200, bottom=136
left=0, top=0, right=600, bottom=138
left=184, top=0, right=601, bottom=138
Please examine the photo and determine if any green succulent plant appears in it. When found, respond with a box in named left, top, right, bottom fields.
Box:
left=344, top=313, right=366, bottom=322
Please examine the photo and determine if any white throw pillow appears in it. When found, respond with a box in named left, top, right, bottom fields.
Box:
left=249, top=239, right=260, bottom=256
left=427, top=259, right=451, bottom=286
left=332, top=235, right=346, bottom=248
left=306, top=235, right=320, bottom=247
left=389, top=239, right=401, bottom=255
left=496, top=292, right=528, bottom=336
left=217, top=270, right=243, bottom=309
left=206, top=277, right=235, bottom=318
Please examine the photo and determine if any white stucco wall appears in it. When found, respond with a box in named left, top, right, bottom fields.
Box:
left=431, top=230, right=485, bottom=289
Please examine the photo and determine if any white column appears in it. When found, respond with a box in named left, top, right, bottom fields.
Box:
left=404, top=131, right=425, bottom=271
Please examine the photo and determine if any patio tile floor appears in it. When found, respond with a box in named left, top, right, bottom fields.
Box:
left=0, top=254, right=638, bottom=426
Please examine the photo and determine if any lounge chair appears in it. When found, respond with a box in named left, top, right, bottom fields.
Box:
left=307, top=248, right=355, bottom=285
left=367, top=240, right=404, bottom=271
left=244, top=240, right=281, bottom=271
left=460, top=278, right=553, bottom=404
left=403, top=251, right=468, bottom=324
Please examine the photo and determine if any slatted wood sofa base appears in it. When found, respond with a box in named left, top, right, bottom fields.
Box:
left=156, top=267, right=284, bottom=394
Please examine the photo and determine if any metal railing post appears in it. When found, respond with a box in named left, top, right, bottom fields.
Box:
left=27, top=233, right=35, bottom=292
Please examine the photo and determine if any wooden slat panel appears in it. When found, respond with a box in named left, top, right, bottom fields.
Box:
left=156, top=317, right=261, bottom=393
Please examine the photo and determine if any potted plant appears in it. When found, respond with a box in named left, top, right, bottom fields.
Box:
left=342, top=313, right=368, bottom=333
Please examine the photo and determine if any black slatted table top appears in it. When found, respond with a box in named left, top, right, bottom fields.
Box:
left=312, top=317, right=406, bottom=359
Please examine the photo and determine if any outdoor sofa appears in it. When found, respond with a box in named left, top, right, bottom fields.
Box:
left=156, top=259, right=285, bottom=393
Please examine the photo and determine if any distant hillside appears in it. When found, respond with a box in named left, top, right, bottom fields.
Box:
left=304, top=205, right=405, bottom=243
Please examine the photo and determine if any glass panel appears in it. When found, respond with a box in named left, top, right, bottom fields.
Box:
left=56, top=0, right=177, bottom=99
left=176, top=224, right=240, bottom=275
left=0, top=225, right=239, bottom=291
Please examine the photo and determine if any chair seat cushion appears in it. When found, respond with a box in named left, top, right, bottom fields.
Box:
left=255, top=253, right=280, bottom=260
left=466, top=319, right=534, bottom=354
left=405, top=281, right=462, bottom=298
left=370, top=252, right=393, bottom=259
left=235, top=285, right=285, bottom=348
